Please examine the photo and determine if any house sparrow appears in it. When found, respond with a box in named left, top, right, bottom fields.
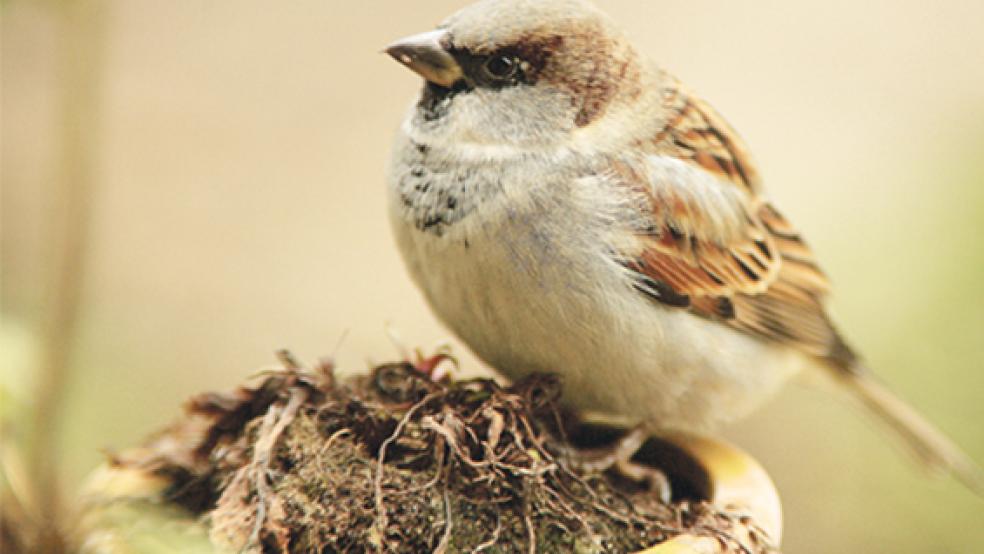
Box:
left=385, top=0, right=981, bottom=492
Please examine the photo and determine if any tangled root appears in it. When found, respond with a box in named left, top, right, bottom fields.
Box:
left=107, top=352, right=776, bottom=553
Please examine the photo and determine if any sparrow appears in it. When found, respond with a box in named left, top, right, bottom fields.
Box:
left=384, top=0, right=981, bottom=492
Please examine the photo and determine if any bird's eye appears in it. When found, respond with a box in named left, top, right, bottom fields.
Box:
left=482, top=55, right=518, bottom=81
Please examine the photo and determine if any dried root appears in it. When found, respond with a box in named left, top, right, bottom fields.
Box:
left=105, top=354, right=777, bottom=553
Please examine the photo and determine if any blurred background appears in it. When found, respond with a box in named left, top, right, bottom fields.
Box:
left=2, top=0, right=983, bottom=551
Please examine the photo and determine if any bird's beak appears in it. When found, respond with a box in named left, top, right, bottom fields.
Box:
left=385, top=29, right=463, bottom=88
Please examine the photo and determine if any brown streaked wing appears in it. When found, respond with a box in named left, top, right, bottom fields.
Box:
left=650, top=74, right=762, bottom=193
left=624, top=76, right=856, bottom=368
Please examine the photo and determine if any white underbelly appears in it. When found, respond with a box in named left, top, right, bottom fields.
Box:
left=391, top=206, right=804, bottom=432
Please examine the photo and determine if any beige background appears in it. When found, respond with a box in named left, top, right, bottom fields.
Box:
left=3, top=1, right=984, bottom=552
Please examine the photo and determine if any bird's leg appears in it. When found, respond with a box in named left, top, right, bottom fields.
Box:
left=574, top=425, right=672, bottom=503
left=577, top=425, right=647, bottom=472
left=612, top=457, right=672, bottom=504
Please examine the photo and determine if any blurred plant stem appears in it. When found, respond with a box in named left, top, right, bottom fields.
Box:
left=25, top=0, right=106, bottom=551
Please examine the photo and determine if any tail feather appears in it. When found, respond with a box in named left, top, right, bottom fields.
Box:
left=844, top=370, right=984, bottom=497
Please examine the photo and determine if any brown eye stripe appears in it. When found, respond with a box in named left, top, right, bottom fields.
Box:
left=449, top=34, right=564, bottom=89
left=504, top=33, right=564, bottom=78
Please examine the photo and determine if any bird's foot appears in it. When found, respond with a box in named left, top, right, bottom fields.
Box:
left=574, top=425, right=672, bottom=503
left=576, top=425, right=647, bottom=472
left=611, top=458, right=672, bottom=504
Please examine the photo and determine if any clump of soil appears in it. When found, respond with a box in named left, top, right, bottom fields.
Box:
left=108, top=352, right=775, bottom=553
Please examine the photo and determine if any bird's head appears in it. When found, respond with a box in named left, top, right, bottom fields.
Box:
left=386, top=0, right=656, bottom=150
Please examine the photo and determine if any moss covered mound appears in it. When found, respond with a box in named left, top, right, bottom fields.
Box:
left=106, top=353, right=774, bottom=553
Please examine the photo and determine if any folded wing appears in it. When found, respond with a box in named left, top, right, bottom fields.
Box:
left=620, top=76, right=856, bottom=368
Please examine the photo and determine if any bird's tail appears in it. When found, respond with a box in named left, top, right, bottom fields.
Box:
left=842, top=370, right=983, bottom=496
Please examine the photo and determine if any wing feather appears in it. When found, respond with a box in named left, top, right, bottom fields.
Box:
left=621, top=76, right=855, bottom=368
